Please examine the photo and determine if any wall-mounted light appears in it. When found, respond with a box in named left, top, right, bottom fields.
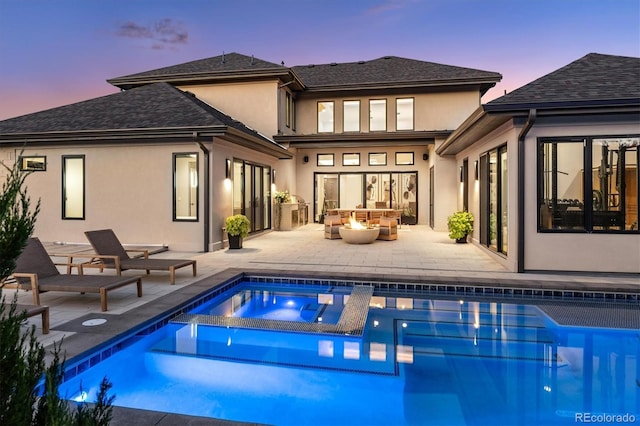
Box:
left=423, top=153, right=429, bottom=161
left=474, top=160, right=479, bottom=180
left=459, top=166, right=464, bottom=183
left=271, top=169, right=276, bottom=184
left=225, top=159, right=231, bottom=179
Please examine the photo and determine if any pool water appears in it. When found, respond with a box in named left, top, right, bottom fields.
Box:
left=58, top=282, right=640, bottom=425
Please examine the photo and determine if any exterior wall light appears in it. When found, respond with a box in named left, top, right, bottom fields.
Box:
left=225, top=159, right=231, bottom=179
left=474, top=160, right=479, bottom=180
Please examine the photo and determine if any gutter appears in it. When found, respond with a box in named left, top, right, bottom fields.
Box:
left=517, top=109, right=536, bottom=273
left=194, top=132, right=210, bottom=252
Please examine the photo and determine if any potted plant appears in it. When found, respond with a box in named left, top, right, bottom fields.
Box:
left=401, top=206, right=416, bottom=225
left=273, top=190, right=290, bottom=230
left=225, top=214, right=250, bottom=249
left=447, top=211, right=474, bottom=243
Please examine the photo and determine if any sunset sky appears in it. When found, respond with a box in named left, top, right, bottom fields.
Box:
left=0, top=0, right=638, bottom=120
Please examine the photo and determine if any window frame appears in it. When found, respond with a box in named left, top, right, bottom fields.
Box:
left=19, top=155, right=47, bottom=171
left=369, top=152, right=387, bottom=166
left=173, top=152, right=199, bottom=222
left=369, top=99, right=387, bottom=132
left=537, top=135, right=639, bottom=234
left=396, top=97, right=415, bottom=131
left=395, top=152, right=414, bottom=165
left=317, top=101, right=334, bottom=133
left=343, top=100, right=360, bottom=132
left=342, top=153, right=360, bottom=166
left=317, top=153, right=335, bottom=167
left=62, top=155, right=85, bottom=220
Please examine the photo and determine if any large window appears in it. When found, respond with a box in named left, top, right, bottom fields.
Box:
left=314, top=171, right=417, bottom=223
left=343, top=100, right=360, bottom=132
left=62, top=155, right=85, bottom=220
left=396, top=98, right=414, bottom=130
left=369, top=99, right=386, bottom=131
left=318, top=101, right=334, bottom=133
left=538, top=136, right=638, bottom=232
left=232, top=159, right=271, bottom=232
left=173, top=153, right=198, bottom=221
left=285, top=92, right=295, bottom=129
left=480, top=146, right=507, bottom=254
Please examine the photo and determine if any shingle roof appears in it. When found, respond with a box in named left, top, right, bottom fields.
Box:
left=108, top=52, right=288, bottom=88
left=486, top=53, right=640, bottom=110
left=0, top=83, right=224, bottom=133
left=0, top=82, right=285, bottom=154
left=291, top=56, right=502, bottom=92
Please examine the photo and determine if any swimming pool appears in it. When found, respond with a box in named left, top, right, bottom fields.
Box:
left=57, top=277, right=640, bottom=425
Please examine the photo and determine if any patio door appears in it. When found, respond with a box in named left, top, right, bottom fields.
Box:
left=233, top=160, right=271, bottom=232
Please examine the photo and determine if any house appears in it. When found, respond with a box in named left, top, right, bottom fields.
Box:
left=0, top=52, right=500, bottom=252
left=0, top=52, right=637, bottom=274
left=439, top=53, right=639, bottom=273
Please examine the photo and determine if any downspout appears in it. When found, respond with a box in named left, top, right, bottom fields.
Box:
left=194, top=132, right=210, bottom=252
left=517, top=109, right=536, bottom=273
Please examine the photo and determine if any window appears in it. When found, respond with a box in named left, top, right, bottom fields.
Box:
left=286, top=92, right=295, bottom=129
left=62, top=155, right=85, bottom=220
left=480, top=146, right=508, bottom=254
left=538, top=136, right=639, bottom=232
left=369, top=99, right=386, bottom=131
left=173, top=153, right=198, bottom=221
left=318, top=101, right=334, bottom=133
left=343, top=100, right=360, bottom=132
left=369, top=153, right=387, bottom=166
left=317, top=154, right=334, bottom=166
left=395, top=152, right=414, bottom=165
left=342, top=153, right=360, bottom=166
left=20, top=156, right=46, bottom=171
left=396, top=98, right=414, bottom=130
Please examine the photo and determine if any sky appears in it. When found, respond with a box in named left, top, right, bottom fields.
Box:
left=0, top=0, right=638, bottom=120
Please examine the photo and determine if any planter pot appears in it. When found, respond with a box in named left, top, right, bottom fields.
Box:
left=401, top=215, right=416, bottom=225
left=228, top=234, right=243, bottom=249
left=455, top=235, right=468, bottom=243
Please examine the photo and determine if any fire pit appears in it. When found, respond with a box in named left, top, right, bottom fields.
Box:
left=339, top=217, right=379, bottom=244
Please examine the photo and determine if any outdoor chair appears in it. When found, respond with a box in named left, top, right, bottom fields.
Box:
left=12, top=237, right=142, bottom=312
left=377, top=216, right=398, bottom=241
left=84, top=229, right=197, bottom=285
left=324, top=214, right=342, bottom=239
left=0, top=302, right=50, bottom=334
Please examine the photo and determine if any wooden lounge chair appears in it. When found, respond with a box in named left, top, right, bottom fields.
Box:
left=12, top=238, right=142, bottom=312
left=84, top=229, right=197, bottom=285
left=324, top=214, right=342, bottom=239
left=0, top=302, right=50, bottom=334
left=377, top=216, right=398, bottom=241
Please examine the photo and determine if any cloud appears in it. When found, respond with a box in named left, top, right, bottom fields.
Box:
left=116, top=18, right=188, bottom=49
left=366, top=0, right=413, bottom=15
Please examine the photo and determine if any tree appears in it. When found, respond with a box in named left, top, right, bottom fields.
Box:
left=0, top=154, right=114, bottom=425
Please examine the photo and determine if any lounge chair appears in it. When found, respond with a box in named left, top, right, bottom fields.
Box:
left=84, top=229, right=197, bottom=285
left=377, top=216, right=398, bottom=241
left=324, top=214, right=342, bottom=239
left=0, top=302, right=50, bottom=334
left=12, top=237, right=142, bottom=312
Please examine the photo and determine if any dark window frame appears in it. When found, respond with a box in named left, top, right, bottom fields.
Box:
left=317, top=101, right=335, bottom=133
left=62, top=155, right=85, bottom=220
left=317, top=153, right=334, bottom=167
left=172, top=152, right=199, bottom=222
left=395, top=152, right=414, bottom=165
left=396, top=97, right=415, bottom=131
left=342, top=153, right=360, bottom=166
left=19, top=155, right=47, bottom=171
left=369, top=152, right=387, bottom=166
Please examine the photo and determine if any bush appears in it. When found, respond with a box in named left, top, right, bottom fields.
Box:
left=447, top=211, right=474, bottom=240
left=225, top=214, right=250, bottom=237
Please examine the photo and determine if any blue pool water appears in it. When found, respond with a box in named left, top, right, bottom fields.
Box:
left=58, top=281, right=640, bottom=425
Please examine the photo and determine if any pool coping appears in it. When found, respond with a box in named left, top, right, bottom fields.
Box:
left=48, top=267, right=640, bottom=425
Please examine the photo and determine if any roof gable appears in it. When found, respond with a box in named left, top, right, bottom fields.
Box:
left=292, top=56, right=501, bottom=92
left=486, top=53, right=640, bottom=110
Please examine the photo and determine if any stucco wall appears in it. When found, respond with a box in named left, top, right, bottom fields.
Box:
left=294, top=90, right=480, bottom=134
left=178, top=81, right=279, bottom=137
left=456, top=118, right=639, bottom=273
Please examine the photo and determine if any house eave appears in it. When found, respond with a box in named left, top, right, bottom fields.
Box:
left=276, top=131, right=448, bottom=149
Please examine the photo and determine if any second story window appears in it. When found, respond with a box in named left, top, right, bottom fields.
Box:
left=396, top=98, right=414, bottom=130
left=369, top=99, right=386, bottom=131
left=343, top=100, right=360, bottom=132
left=318, top=101, right=334, bottom=133
left=285, top=92, right=295, bottom=129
